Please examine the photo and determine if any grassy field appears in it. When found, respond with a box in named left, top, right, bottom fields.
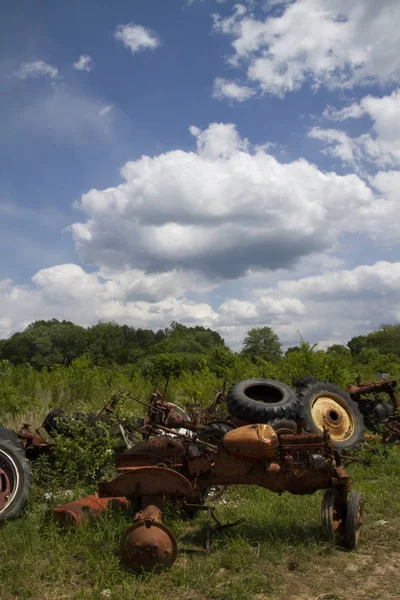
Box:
left=1, top=442, right=400, bottom=600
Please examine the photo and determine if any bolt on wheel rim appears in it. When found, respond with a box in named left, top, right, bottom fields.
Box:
left=0, top=450, right=19, bottom=514
left=311, top=394, right=355, bottom=442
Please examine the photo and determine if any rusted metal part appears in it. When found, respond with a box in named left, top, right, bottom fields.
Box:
left=0, top=467, right=11, bottom=511
left=99, top=466, right=195, bottom=501
left=347, top=379, right=399, bottom=410
left=113, top=425, right=349, bottom=500
left=17, top=424, right=56, bottom=459
left=120, top=501, right=177, bottom=572
left=382, top=415, right=400, bottom=443
left=153, top=424, right=218, bottom=451
left=52, top=494, right=128, bottom=527
left=222, top=424, right=279, bottom=460
left=116, top=436, right=185, bottom=469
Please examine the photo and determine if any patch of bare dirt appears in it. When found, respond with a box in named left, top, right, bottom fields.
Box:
left=271, top=549, right=400, bottom=600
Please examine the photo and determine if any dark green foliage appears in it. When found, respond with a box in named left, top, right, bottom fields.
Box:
left=33, top=418, right=120, bottom=490
left=0, top=319, right=88, bottom=368
left=285, top=346, right=301, bottom=356
left=347, top=334, right=367, bottom=356
left=326, top=344, right=351, bottom=356
left=363, top=323, right=400, bottom=358
left=0, top=319, right=223, bottom=372
left=242, top=326, right=283, bottom=363
left=348, top=323, right=400, bottom=359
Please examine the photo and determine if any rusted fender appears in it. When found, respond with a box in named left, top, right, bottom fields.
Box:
left=99, top=466, right=194, bottom=501
left=52, top=494, right=128, bottom=527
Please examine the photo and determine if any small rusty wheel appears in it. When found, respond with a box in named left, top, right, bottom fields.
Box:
left=344, top=491, right=364, bottom=549
left=321, top=489, right=345, bottom=543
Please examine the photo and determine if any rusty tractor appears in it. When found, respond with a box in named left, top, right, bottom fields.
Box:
left=346, top=378, right=400, bottom=442
left=54, top=420, right=364, bottom=572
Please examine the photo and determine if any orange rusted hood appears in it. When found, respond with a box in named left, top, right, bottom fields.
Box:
left=222, top=424, right=279, bottom=460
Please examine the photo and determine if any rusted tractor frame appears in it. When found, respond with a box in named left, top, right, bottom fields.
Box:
left=17, top=424, right=56, bottom=460
left=346, top=378, right=400, bottom=443
left=346, top=379, right=399, bottom=410
left=90, top=423, right=362, bottom=572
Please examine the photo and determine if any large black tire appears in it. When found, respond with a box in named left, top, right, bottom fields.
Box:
left=0, top=425, right=22, bottom=448
left=42, top=408, right=68, bottom=438
left=227, top=378, right=299, bottom=423
left=0, top=437, right=32, bottom=522
left=292, top=376, right=320, bottom=388
left=269, top=419, right=298, bottom=435
left=298, top=381, right=364, bottom=453
left=198, top=422, right=234, bottom=444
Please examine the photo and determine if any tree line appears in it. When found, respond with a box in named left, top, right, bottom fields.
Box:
left=1, top=319, right=400, bottom=375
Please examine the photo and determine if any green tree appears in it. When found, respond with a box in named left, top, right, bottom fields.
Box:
left=364, top=323, right=400, bottom=358
left=347, top=335, right=367, bottom=356
left=326, top=344, right=351, bottom=356
left=0, top=319, right=88, bottom=368
left=241, top=327, right=283, bottom=363
left=285, top=346, right=301, bottom=356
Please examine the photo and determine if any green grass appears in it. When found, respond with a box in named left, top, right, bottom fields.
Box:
left=1, top=444, right=400, bottom=600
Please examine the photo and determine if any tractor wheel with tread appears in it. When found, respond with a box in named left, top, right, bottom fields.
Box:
left=0, top=436, right=32, bottom=522
left=344, top=491, right=364, bottom=549
left=321, top=488, right=345, bottom=544
left=227, top=378, right=299, bottom=423
left=292, top=376, right=320, bottom=389
left=0, top=425, right=22, bottom=448
left=270, top=419, right=298, bottom=436
left=198, top=422, right=234, bottom=444
left=298, top=381, right=364, bottom=453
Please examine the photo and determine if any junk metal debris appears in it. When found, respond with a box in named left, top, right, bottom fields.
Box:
left=54, top=419, right=364, bottom=572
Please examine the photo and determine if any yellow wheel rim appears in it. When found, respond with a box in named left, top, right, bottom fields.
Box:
left=310, top=393, right=355, bottom=442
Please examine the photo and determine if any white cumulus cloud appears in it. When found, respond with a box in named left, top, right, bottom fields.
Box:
left=15, top=61, right=59, bottom=79
left=311, top=89, right=400, bottom=168
left=212, top=0, right=400, bottom=97
left=70, top=122, right=397, bottom=279
left=114, top=23, right=160, bottom=54
left=2, top=260, right=400, bottom=350
left=98, top=104, right=114, bottom=116
left=212, top=78, right=255, bottom=102
left=73, top=55, right=94, bottom=72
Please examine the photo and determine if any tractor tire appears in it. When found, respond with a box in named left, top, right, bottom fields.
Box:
left=270, top=419, right=298, bottom=436
left=227, top=378, right=299, bottom=423
left=0, top=425, right=22, bottom=448
left=0, top=437, right=32, bottom=522
left=42, top=408, right=69, bottom=438
left=298, top=381, right=364, bottom=453
left=292, top=376, right=320, bottom=388
left=198, top=422, right=234, bottom=444
left=344, top=491, right=364, bottom=549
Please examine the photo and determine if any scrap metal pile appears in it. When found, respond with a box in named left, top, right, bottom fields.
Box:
left=1, top=374, right=399, bottom=572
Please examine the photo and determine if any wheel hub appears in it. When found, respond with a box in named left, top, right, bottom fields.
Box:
left=0, top=467, right=11, bottom=511
left=311, top=394, right=354, bottom=441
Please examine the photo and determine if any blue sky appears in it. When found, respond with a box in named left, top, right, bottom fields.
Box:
left=1, top=0, right=400, bottom=349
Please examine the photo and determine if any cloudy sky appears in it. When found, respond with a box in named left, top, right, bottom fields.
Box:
left=1, top=0, right=400, bottom=349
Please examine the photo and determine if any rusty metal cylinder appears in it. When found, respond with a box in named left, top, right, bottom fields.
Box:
left=52, top=494, right=128, bottom=527
left=120, top=504, right=177, bottom=572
